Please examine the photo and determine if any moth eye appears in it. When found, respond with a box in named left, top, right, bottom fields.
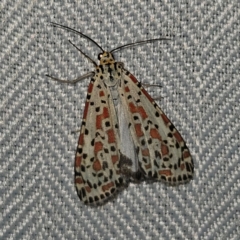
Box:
left=98, top=53, right=103, bottom=60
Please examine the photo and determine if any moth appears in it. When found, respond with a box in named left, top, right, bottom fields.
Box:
left=47, top=23, right=194, bottom=206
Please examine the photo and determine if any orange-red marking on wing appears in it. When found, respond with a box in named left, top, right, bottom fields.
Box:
left=102, top=182, right=114, bottom=192
left=78, top=133, right=84, bottom=145
left=85, top=186, right=91, bottom=193
left=111, top=155, right=118, bottom=164
left=82, top=101, right=90, bottom=120
left=99, top=90, right=105, bottom=97
left=174, top=131, right=183, bottom=142
left=183, top=151, right=191, bottom=159
left=144, top=163, right=152, bottom=169
left=159, top=170, right=172, bottom=176
left=75, top=156, right=82, bottom=167
left=107, top=129, right=115, bottom=143
left=94, top=141, right=103, bottom=153
left=134, top=123, right=144, bottom=137
left=180, top=163, right=185, bottom=171
left=75, top=177, right=83, bottom=184
left=125, top=86, right=130, bottom=92
left=142, top=148, right=150, bottom=157
left=150, top=128, right=162, bottom=141
left=161, top=113, right=170, bottom=125
left=93, top=159, right=102, bottom=172
left=128, top=102, right=148, bottom=119
left=96, top=107, right=110, bottom=129
left=161, top=144, right=169, bottom=156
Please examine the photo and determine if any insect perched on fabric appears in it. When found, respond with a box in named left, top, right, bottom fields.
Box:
left=47, top=22, right=194, bottom=206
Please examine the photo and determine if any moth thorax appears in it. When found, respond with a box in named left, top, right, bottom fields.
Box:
left=98, top=52, right=115, bottom=65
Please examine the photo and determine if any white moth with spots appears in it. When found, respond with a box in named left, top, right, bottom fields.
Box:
left=47, top=23, right=194, bottom=206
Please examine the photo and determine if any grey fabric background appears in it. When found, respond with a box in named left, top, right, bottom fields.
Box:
left=1, top=0, right=239, bottom=239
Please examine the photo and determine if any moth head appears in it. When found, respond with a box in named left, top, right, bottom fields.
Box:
left=98, top=52, right=115, bottom=65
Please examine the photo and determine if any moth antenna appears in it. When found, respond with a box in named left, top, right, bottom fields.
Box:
left=49, top=22, right=104, bottom=52
left=110, top=38, right=171, bottom=53
left=68, top=40, right=97, bottom=66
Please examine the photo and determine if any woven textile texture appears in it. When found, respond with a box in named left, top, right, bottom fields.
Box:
left=1, top=1, right=239, bottom=239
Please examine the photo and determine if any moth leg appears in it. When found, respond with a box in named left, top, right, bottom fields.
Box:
left=141, top=83, right=162, bottom=100
left=118, top=62, right=124, bottom=67
left=71, top=128, right=81, bottom=134
left=142, top=83, right=162, bottom=88
left=46, top=71, right=94, bottom=84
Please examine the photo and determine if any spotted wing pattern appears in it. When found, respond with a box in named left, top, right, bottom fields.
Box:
left=119, top=71, right=194, bottom=184
left=75, top=76, right=127, bottom=206
left=49, top=22, right=194, bottom=206
left=74, top=52, right=193, bottom=206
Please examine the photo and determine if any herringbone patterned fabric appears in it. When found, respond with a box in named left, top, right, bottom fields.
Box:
left=1, top=1, right=239, bottom=239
